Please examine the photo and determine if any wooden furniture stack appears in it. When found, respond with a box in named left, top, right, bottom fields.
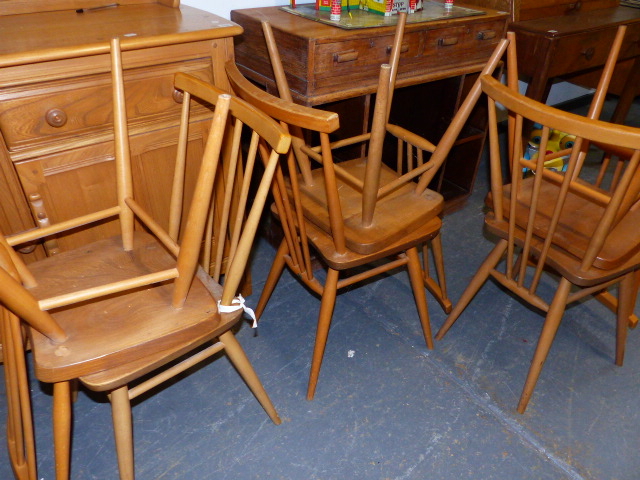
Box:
left=0, top=0, right=242, bottom=267
left=1, top=36, right=287, bottom=479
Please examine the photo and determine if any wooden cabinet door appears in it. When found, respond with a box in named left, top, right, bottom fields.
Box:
left=13, top=119, right=210, bottom=255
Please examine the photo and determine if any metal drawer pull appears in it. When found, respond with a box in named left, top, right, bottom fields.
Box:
left=438, top=36, right=459, bottom=47
left=386, top=42, right=410, bottom=54
left=477, top=30, right=497, bottom=41
left=45, top=108, right=67, bottom=128
left=334, top=50, right=359, bottom=63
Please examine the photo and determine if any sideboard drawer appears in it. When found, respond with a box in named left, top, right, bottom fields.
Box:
left=0, top=58, right=213, bottom=154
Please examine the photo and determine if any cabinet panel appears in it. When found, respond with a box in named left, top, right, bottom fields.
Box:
left=14, top=142, right=119, bottom=254
left=13, top=120, right=210, bottom=254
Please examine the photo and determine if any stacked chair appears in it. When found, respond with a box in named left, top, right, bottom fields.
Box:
left=436, top=29, right=640, bottom=413
left=0, top=37, right=288, bottom=479
left=226, top=13, right=509, bottom=400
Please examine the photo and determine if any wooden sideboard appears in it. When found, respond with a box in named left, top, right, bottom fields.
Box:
left=231, top=4, right=508, bottom=210
left=0, top=1, right=242, bottom=264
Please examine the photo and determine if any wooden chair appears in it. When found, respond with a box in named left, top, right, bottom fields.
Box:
left=435, top=34, right=640, bottom=414
left=0, top=37, right=289, bottom=480
left=226, top=33, right=509, bottom=399
left=261, top=14, right=452, bottom=310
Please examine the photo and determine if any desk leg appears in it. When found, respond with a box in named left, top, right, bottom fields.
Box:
left=523, top=68, right=553, bottom=104
left=610, top=56, right=640, bottom=125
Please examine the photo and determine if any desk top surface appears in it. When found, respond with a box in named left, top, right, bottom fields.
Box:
left=510, top=5, right=640, bottom=37
left=231, top=3, right=507, bottom=41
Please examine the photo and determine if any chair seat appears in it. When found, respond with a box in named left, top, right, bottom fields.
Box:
left=27, top=231, right=224, bottom=384
left=485, top=211, right=640, bottom=287
left=498, top=178, right=640, bottom=271
left=305, top=212, right=442, bottom=270
left=299, top=158, right=444, bottom=255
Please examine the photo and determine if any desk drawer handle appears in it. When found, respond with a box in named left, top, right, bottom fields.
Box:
left=334, top=51, right=359, bottom=63
left=45, top=108, right=67, bottom=128
left=386, top=42, right=410, bottom=54
left=581, top=47, right=595, bottom=61
left=438, top=37, right=459, bottom=47
left=477, top=30, right=497, bottom=41
left=568, top=1, right=582, bottom=11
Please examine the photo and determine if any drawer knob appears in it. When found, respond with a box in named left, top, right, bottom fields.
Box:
left=334, top=50, right=359, bottom=63
left=173, top=88, right=185, bottom=104
left=386, top=42, right=410, bottom=54
left=477, top=30, right=497, bottom=41
left=45, top=108, right=67, bottom=128
left=438, top=37, right=459, bottom=47
left=581, top=47, right=595, bottom=61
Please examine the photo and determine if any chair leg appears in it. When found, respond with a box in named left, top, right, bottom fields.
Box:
left=109, top=386, right=134, bottom=480
left=254, top=239, right=288, bottom=320
left=429, top=233, right=451, bottom=313
left=307, top=268, right=339, bottom=401
left=517, top=277, right=571, bottom=414
left=615, top=272, right=635, bottom=366
left=220, top=330, right=282, bottom=425
left=406, top=247, right=433, bottom=350
left=53, top=381, right=72, bottom=480
left=436, top=239, right=508, bottom=340
left=2, top=312, right=36, bottom=480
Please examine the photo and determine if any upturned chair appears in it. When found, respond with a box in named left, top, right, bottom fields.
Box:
left=226, top=28, right=509, bottom=399
left=260, top=14, right=452, bottom=310
left=436, top=32, right=640, bottom=414
left=0, top=37, right=289, bottom=479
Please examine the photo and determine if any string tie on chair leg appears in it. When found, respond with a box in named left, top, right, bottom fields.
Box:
left=218, top=294, right=258, bottom=328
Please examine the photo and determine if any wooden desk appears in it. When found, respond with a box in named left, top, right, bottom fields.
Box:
left=231, top=4, right=508, bottom=209
left=0, top=1, right=242, bottom=264
left=232, top=4, right=507, bottom=106
left=510, top=5, right=640, bottom=116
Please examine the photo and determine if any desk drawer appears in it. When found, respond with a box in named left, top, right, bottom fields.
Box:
left=313, top=19, right=504, bottom=93
left=315, top=30, right=422, bottom=74
left=545, top=22, right=640, bottom=78
left=0, top=59, right=213, bottom=154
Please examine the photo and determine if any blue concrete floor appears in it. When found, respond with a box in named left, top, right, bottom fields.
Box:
left=1, top=99, right=639, bottom=479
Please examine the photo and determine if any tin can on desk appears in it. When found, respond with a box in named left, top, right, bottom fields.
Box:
left=331, top=0, right=341, bottom=20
